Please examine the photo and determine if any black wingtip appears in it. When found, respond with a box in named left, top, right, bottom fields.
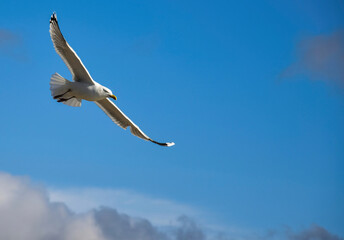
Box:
left=149, top=139, right=175, bottom=147
left=50, top=12, right=57, bottom=23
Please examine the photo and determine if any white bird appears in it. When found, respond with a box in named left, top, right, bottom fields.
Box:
left=49, top=13, right=175, bottom=147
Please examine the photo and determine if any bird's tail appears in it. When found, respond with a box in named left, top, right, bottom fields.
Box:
left=50, top=73, right=82, bottom=107
left=50, top=73, right=69, bottom=94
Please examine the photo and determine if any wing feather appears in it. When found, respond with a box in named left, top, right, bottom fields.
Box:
left=95, top=99, right=175, bottom=147
left=49, top=13, right=95, bottom=84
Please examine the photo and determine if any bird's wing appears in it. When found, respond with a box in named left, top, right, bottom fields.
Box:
left=95, top=98, right=175, bottom=147
left=49, top=13, right=95, bottom=84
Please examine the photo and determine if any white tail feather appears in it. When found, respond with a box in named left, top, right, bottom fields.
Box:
left=50, top=73, right=82, bottom=107
left=50, top=73, right=69, bottom=95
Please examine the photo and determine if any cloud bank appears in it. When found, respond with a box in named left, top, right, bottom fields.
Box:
left=0, top=172, right=342, bottom=240
left=281, top=30, right=344, bottom=87
left=0, top=172, right=216, bottom=240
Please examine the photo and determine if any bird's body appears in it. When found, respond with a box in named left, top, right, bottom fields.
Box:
left=70, top=82, right=107, bottom=101
left=56, top=80, right=109, bottom=101
left=49, top=13, right=174, bottom=147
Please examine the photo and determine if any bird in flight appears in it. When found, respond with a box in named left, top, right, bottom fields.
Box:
left=49, top=13, right=175, bottom=147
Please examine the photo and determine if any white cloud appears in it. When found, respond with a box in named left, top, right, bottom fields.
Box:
left=0, top=172, right=106, bottom=240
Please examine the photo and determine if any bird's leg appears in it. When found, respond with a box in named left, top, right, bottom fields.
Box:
left=57, top=96, right=75, bottom=102
left=53, top=89, right=71, bottom=99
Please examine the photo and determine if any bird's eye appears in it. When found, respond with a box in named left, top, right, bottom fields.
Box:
left=103, top=89, right=109, bottom=93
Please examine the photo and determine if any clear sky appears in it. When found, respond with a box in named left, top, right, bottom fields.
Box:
left=0, top=0, right=343, bottom=239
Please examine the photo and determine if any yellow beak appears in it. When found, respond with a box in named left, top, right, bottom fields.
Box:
left=110, top=94, right=117, bottom=100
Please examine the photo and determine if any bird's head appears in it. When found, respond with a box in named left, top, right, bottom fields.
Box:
left=102, top=87, right=117, bottom=100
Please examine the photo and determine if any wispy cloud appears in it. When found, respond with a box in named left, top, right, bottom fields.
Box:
left=130, top=33, right=161, bottom=56
left=0, top=29, right=20, bottom=45
left=281, top=30, right=344, bottom=87
left=0, top=29, right=27, bottom=61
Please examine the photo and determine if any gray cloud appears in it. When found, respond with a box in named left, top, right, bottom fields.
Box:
left=174, top=215, right=206, bottom=240
left=0, top=29, right=27, bottom=61
left=288, top=225, right=343, bottom=240
left=0, top=29, right=20, bottom=45
left=260, top=226, right=344, bottom=240
left=0, top=172, right=341, bottom=240
left=281, top=30, right=344, bottom=87
left=94, top=207, right=167, bottom=240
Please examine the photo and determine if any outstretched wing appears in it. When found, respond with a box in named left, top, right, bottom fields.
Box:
left=95, top=99, right=175, bottom=147
left=49, top=13, right=95, bottom=84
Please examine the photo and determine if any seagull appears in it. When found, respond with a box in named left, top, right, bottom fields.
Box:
left=49, top=13, right=175, bottom=147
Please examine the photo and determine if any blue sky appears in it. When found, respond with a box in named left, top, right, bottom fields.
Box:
left=0, top=0, right=343, bottom=238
